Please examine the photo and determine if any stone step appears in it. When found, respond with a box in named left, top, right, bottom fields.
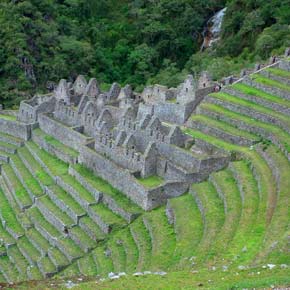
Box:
left=88, top=203, right=127, bottom=234
left=190, top=115, right=258, bottom=146
left=37, top=256, right=57, bottom=278
left=1, top=163, right=33, bottom=210
left=260, top=69, right=290, bottom=86
left=68, top=226, right=96, bottom=253
left=243, top=77, right=290, bottom=101
left=206, top=93, right=290, bottom=135
left=17, top=236, right=41, bottom=266
left=78, top=216, right=106, bottom=242
left=32, top=128, right=78, bottom=165
left=0, top=141, right=17, bottom=154
left=47, top=247, right=69, bottom=272
left=0, top=132, right=24, bottom=147
left=45, top=185, right=86, bottom=224
left=7, top=245, right=29, bottom=277
left=9, top=154, right=44, bottom=202
left=223, top=85, right=290, bottom=116
left=197, top=103, right=290, bottom=162
left=35, top=195, right=76, bottom=233
left=0, top=256, right=23, bottom=283
left=26, top=228, right=51, bottom=257
left=69, top=164, right=141, bottom=223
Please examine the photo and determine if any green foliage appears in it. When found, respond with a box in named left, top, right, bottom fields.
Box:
left=0, top=0, right=289, bottom=107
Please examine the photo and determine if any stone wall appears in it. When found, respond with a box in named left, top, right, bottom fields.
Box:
left=78, top=145, right=163, bottom=210
left=0, top=118, right=31, bottom=140
left=38, top=114, right=93, bottom=151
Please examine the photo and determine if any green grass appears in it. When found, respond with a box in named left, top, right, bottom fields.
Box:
left=26, top=141, right=69, bottom=176
left=0, top=255, right=22, bottom=282
left=73, top=164, right=141, bottom=213
left=89, top=203, right=126, bottom=228
left=168, top=194, right=203, bottom=269
left=232, top=83, right=290, bottom=108
left=77, top=254, right=98, bottom=276
left=92, top=246, right=114, bottom=276
left=78, top=216, right=105, bottom=241
left=7, top=245, right=29, bottom=275
left=10, top=154, right=43, bottom=197
left=197, top=102, right=290, bottom=153
left=69, top=227, right=96, bottom=251
left=49, top=247, right=69, bottom=269
left=191, top=114, right=258, bottom=141
left=26, top=228, right=51, bottom=253
left=27, top=207, right=61, bottom=238
left=143, top=207, right=178, bottom=270
left=0, top=222, right=15, bottom=246
left=0, top=140, right=17, bottom=151
left=38, top=195, right=75, bottom=227
left=0, top=114, right=17, bottom=121
left=107, top=236, right=127, bottom=273
left=61, top=174, right=95, bottom=204
left=252, top=74, right=290, bottom=92
left=18, top=146, right=54, bottom=186
left=17, top=236, right=40, bottom=264
left=0, top=187, right=24, bottom=235
left=129, top=217, right=152, bottom=271
left=191, top=181, right=225, bottom=264
left=49, top=184, right=85, bottom=217
left=2, top=163, right=32, bottom=208
left=266, top=67, right=290, bottom=79
left=137, top=175, right=164, bottom=188
left=38, top=256, right=56, bottom=275
left=57, top=237, right=82, bottom=260
left=33, top=128, right=78, bottom=157
left=209, top=92, right=290, bottom=127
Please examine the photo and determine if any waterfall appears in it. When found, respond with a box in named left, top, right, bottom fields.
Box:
left=201, top=7, right=227, bottom=51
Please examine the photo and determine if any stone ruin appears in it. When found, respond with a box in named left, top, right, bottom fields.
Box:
left=15, top=72, right=230, bottom=210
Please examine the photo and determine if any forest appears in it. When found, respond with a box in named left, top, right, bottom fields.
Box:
left=0, top=0, right=289, bottom=107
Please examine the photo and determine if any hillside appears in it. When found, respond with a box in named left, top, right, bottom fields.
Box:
left=0, top=50, right=289, bottom=289
left=0, top=0, right=289, bottom=107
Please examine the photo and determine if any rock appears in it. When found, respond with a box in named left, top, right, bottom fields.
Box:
left=222, top=265, right=228, bottom=271
left=280, top=264, right=288, bottom=269
left=238, top=265, right=246, bottom=270
left=118, top=272, right=127, bottom=276
left=154, top=271, right=167, bottom=276
left=267, top=264, right=276, bottom=270
left=104, top=249, right=111, bottom=257
left=242, top=246, right=247, bottom=252
left=133, top=272, right=144, bottom=276
left=191, top=270, right=199, bottom=274
left=144, top=271, right=152, bottom=275
left=65, top=280, right=76, bottom=289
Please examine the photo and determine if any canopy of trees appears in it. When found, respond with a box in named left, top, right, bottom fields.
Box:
left=0, top=0, right=289, bottom=107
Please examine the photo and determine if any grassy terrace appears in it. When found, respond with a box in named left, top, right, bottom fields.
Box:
left=77, top=255, right=98, bottom=276
left=26, top=141, right=68, bottom=177
left=26, top=228, right=51, bottom=253
left=198, top=102, right=290, bottom=153
left=69, top=227, right=96, bottom=250
left=2, top=163, right=32, bottom=208
left=168, top=194, right=203, bottom=269
left=107, top=236, right=127, bottom=272
left=61, top=174, right=96, bottom=204
left=0, top=188, right=24, bottom=235
left=191, top=114, right=258, bottom=141
left=0, top=114, right=17, bottom=121
left=0, top=255, right=22, bottom=282
left=78, top=216, right=105, bottom=240
left=38, top=256, right=56, bottom=274
left=10, top=154, right=43, bottom=198
left=191, top=181, right=225, bottom=264
left=209, top=92, right=290, bottom=127
left=0, top=222, right=15, bottom=245
left=33, top=128, right=78, bottom=158
left=266, top=67, right=290, bottom=79
left=89, top=203, right=126, bottom=228
left=137, top=175, right=164, bottom=188
left=27, top=207, right=61, bottom=239
left=38, top=195, right=75, bottom=227
left=49, top=247, right=69, bottom=268
left=49, top=185, right=85, bottom=217
left=129, top=218, right=152, bottom=271
left=92, top=246, right=114, bottom=276
left=7, top=245, right=29, bottom=274
left=18, top=147, right=54, bottom=186
left=232, top=83, right=290, bottom=108
left=252, top=74, right=290, bottom=92
left=0, top=140, right=17, bottom=151
left=17, top=236, right=40, bottom=264
left=73, top=164, right=141, bottom=213
left=143, top=207, right=177, bottom=270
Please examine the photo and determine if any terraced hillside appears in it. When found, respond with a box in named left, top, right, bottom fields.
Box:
left=0, top=59, right=290, bottom=289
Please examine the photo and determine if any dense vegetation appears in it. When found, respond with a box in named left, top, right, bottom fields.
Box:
left=0, top=0, right=289, bottom=107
